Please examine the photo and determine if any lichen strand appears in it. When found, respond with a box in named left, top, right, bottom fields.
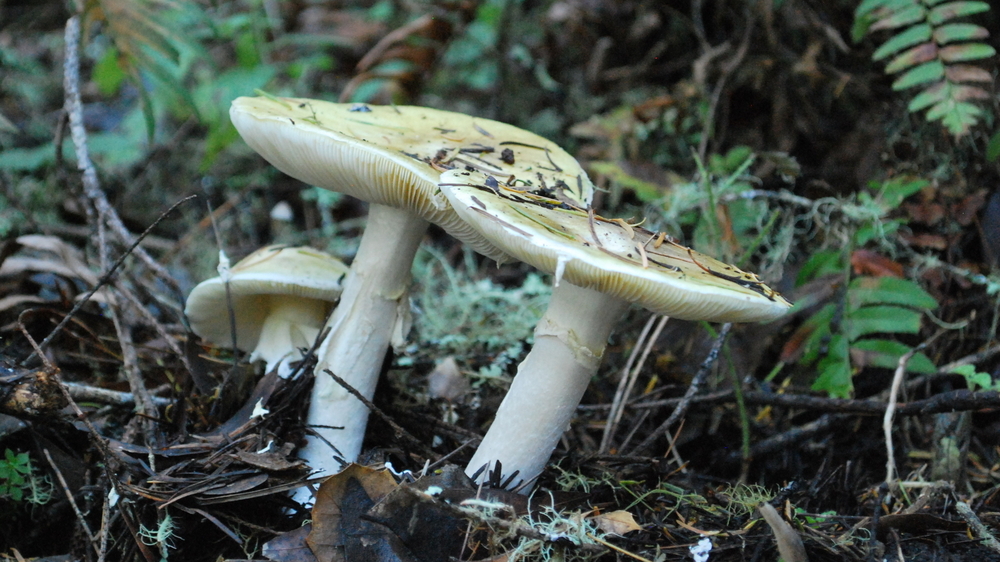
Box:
left=442, top=170, right=791, bottom=322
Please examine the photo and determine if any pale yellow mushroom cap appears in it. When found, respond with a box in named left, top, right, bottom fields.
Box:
left=230, top=96, right=596, bottom=262
left=185, top=245, right=350, bottom=352
left=440, top=170, right=792, bottom=323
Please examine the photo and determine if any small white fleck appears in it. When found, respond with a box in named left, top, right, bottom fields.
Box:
left=385, top=461, right=417, bottom=481
left=250, top=398, right=269, bottom=419
left=554, top=254, right=569, bottom=287
left=108, top=486, right=119, bottom=507
left=217, top=250, right=232, bottom=282
left=689, top=537, right=712, bottom=562
left=424, top=485, right=443, bottom=496
left=257, top=440, right=274, bottom=454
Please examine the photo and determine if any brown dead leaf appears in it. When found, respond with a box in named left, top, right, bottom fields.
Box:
left=952, top=190, right=986, bottom=226
left=590, top=510, right=642, bottom=535
left=2, top=235, right=98, bottom=285
left=307, top=464, right=399, bottom=562
left=263, top=524, right=318, bottom=562
left=232, top=447, right=304, bottom=471
left=851, top=249, right=903, bottom=278
left=904, top=201, right=944, bottom=225
left=898, top=232, right=949, bottom=250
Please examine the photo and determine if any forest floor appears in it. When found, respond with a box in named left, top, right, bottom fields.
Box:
left=2, top=1, right=1000, bottom=561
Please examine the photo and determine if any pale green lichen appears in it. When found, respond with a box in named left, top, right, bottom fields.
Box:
left=409, top=246, right=551, bottom=369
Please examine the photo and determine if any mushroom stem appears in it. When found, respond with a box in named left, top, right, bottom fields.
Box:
left=298, top=204, right=428, bottom=481
left=249, top=294, right=327, bottom=378
left=466, top=281, right=629, bottom=490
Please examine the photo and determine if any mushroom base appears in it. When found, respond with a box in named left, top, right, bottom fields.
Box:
left=297, top=204, right=427, bottom=492
left=465, top=282, right=629, bottom=491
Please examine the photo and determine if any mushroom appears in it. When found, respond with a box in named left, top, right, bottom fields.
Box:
left=229, top=96, right=596, bottom=484
left=185, top=245, right=349, bottom=379
left=439, top=170, right=792, bottom=491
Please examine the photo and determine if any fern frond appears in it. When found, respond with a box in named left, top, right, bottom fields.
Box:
left=79, top=0, right=200, bottom=138
left=855, top=0, right=995, bottom=137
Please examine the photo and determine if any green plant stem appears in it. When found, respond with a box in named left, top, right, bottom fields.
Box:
left=723, top=336, right=752, bottom=483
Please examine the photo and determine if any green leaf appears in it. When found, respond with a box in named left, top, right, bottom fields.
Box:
left=813, top=335, right=853, bottom=398
left=939, top=43, right=997, bottom=63
left=928, top=1, right=991, bottom=25
left=950, top=364, right=997, bottom=390
left=892, top=60, right=945, bottom=90
left=856, top=0, right=916, bottom=18
left=853, top=13, right=879, bottom=42
left=847, top=305, right=923, bottom=340
left=987, top=130, right=1000, bottom=161
left=0, top=143, right=59, bottom=171
left=850, top=339, right=938, bottom=374
left=878, top=176, right=929, bottom=209
left=796, top=250, right=845, bottom=285
left=93, top=47, right=127, bottom=97
left=874, top=24, right=932, bottom=60
left=929, top=99, right=984, bottom=137
left=799, top=304, right=837, bottom=366
left=908, top=82, right=949, bottom=112
left=849, top=276, right=938, bottom=310
left=885, top=43, right=938, bottom=73
left=933, top=23, right=990, bottom=44
left=588, top=161, right=663, bottom=202
left=871, top=5, right=927, bottom=31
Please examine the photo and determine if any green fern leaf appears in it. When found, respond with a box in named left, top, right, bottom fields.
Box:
left=933, top=23, right=990, bottom=44
left=848, top=277, right=938, bottom=309
left=892, top=60, right=945, bottom=89
left=851, top=339, right=937, bottom=374
left=927, top=1, right=991, bottom=24
left=927, top=99, right=984, bottom=136
left=908, top=82, right=950, bottom=111
left=874, top=24, right=932, bottom=60
left=885, top=42, right=938, bottom=73
left=847, top=306, right=923, bottom=340
left=856, top=0, right=916, bottom=18
left=871, top=5, right=927, bottom=31
left=813, top=335, right=853, bottom=398
left=939, top=43, right=997, bottom=62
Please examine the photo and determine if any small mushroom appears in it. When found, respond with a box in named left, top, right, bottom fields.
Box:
left=439, top=170, right=792, bottom=491
left=185, top=245, right=349, bottom=379
left=229, top=96, right=595, bottom=485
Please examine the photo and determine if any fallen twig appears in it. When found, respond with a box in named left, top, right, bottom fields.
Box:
left=42, top=447, right=99, bottom=555
left=323, top=369, right=438, bottom=460
left=62, top=15, right=182, bottom=296
left=21, top=194, right=196, bottom=366
left=64, top=381, right=173, bottom=407
left=630, top=323, right=731, bottom=456
left=955, top=501, right=1000, bottom=555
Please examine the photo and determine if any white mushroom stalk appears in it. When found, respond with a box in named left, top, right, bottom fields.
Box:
left=229, top=96, right=596, bottom=491
left=440, top=170, right=792, bottom=491
left=185, top=245, right=349, bottom=379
